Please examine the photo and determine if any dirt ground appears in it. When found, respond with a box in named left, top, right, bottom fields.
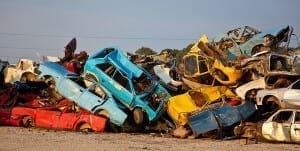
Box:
left=0, top=126, right=299, bottom=151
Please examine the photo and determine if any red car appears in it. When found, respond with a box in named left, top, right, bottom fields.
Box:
left=0, top=86, right=107, bottom=132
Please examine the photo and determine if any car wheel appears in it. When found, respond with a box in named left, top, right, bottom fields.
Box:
left=77, top=123, right=92, bottom=133
left=21, top=116, right=35, bottom=128
left=133, top=108, right=144, bottom=125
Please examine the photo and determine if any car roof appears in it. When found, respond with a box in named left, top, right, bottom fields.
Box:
left=90, top=47, right=143, bottom=78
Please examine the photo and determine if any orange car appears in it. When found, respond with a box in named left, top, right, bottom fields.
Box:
left=0, top=87, right=107, bottom=132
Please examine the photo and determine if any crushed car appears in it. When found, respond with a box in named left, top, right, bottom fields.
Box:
left=4, top=58, right=38, bottom=84
left=188, top=99, right=256, bottom=138
left=181, top=35, right=242, bottom=87
left=167, top=86, right=238, bottom=127
left=213, top=25, right=293, bottom=61
left=256, top=79, right=300, bottom=117
left=0, top=92, right=107, bottom=132
left=38, top=61, right=127, bottom=126
left=262, top=109, right=300, bottom=143
left=84, top=46, right=171, bottom=127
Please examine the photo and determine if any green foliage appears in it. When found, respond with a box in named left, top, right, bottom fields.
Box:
left=135, top=47, right=157, bottom=55
left=134, top=43, right=194, bottom=67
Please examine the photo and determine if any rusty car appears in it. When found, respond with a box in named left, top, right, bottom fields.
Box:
left=38, top=61, right=127, bottom=127
left=4, top=58, right=38, bottom=84
left=181, top=35, right=243, bottom=87
left=188, top=99, right=256, bottom=138
left=262, top=109, right=300, bottom=143
left=84, top=46, right=171, bottom=127
left=167, top=86, right=238, bottom=127
left=213, top=25, right=293, bottom=61
left=256, top=78, right=300, bottom=110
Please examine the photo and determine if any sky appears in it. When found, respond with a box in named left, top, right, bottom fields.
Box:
left=0, top=0, right=299, bottom=63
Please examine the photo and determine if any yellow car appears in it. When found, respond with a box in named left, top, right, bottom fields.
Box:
left=167, top=86, right=237, bottom=126
left=182, top=35, right=242, bottom=86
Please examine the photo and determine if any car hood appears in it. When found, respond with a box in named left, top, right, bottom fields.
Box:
left=39, top=61, right=79, bottom=78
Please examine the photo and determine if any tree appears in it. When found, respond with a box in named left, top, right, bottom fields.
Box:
left=135, top=47, right=157, bottom=55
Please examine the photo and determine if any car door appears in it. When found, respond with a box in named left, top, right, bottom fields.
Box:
left=283, top=80, right=300, bottom=107
left=35, top=109, right=61, bottom=129
left=262, top=110, right=293, bottom=142
left=57, top=77, right=85, bottom=102
left=111, top=69, right=134, bottom=107
left=290, top=111, right=300, bottom=142
left=77, top=83, right=106, bottom=112
left=96, top=62, right=134, bottom=107
left=55, top=110, right=79, bottom=130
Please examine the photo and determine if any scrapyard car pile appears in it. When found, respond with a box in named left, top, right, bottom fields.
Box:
left=1, top=25, right=300, bottom=144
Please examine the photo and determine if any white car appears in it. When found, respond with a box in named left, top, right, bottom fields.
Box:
left=4, top=58, right=38, bottom=84
left=262, top=109, right=300, bottom=143
left=235, top=77, right=265, bottom=100
left=256, top=79, right=300, bottom=109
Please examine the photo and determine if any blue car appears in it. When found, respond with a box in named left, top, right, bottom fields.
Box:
left=213, top=25, right=293, bottom=61
left=38, top=61, right=127, bottom=126
left=84, top=46, right=171, bottom=125
left=188, top=100, right=256, bottom=138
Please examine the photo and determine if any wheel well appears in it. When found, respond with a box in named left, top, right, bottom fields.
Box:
left=20, top=115, right=35, bottom=128
left=95, top=109, right=110, bottom=118
left=262, top=95, right=279, bottom=105
left=76, top=122, right=92, bottom=132
left=85, top=73, right=98, bottom=82
left=245, top=88, right=262, bottom=102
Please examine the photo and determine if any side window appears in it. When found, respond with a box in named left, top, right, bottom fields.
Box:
left=198, top=56, right=209, bottom=73
left=292, top=80, right=300, bottom=89
left=273, top=111, right=293, bottom=123
left=97, top=62, right=116, bottom=77
left=113, top=70, right=131, bottom=92
left=184, top=55, right=198, bottom=76
left=295, top=112, right=300, bottom=124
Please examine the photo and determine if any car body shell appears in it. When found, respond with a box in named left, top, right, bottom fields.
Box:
left=188, top=100, right=256, bottom=138
left=4, top=58, right=38, bottom=84
left=235, top=77, right=265, bottom=100
left=213, top=25, right=292, bottom=61
left=182, top=53, right=242, bottom=86
left=256, top=79, right=300, bottom=108
left=0, top=96, right=107, bottom=132
left=38, top=61, right=127, bottom=126
left=84, top=46, right=171, bottom=122
left=167, top=86, right=237, bottom=126
left=262, top=109, right=300, bottom=143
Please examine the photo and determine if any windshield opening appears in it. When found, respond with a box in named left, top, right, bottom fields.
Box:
left=133, top=73, right=154, bottom=94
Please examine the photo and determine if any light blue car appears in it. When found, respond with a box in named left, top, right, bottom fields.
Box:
left=38, top=61, right=127, bottom=126
left=213, top=25, right=293, bottom=61
left=84, top=46, right=171, bottom=125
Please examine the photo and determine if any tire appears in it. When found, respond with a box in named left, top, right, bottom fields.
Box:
left=133, top=108, right=144, bottom=125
